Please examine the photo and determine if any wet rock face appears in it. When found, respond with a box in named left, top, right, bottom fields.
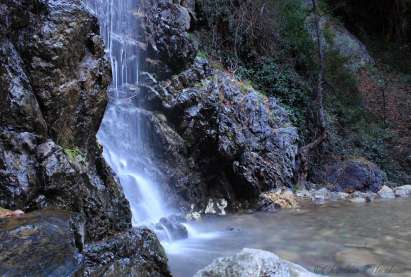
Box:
left=84, top=228, right=170, bottom=277
left=142, top=0, right=197, bottom=78
left=0, top=211, right=83, bottom=276
left=323, top=159, right=385, bottom=193
left=0, top=0, right=131, bottom=241
left=141, top=58, right=299, bottom=210
left=0, top=211, right=171, bottom=276
left=1, top=0, right=111, bottom=149
left=0, top=40, right=47, bottom=135
left=154, top=216, right=189, bottom=241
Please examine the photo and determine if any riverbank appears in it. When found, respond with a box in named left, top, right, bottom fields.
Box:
left=168, top=198, right=411, bottom=276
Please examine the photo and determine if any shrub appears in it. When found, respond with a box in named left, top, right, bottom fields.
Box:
left=64, top=147, right=86, bottom=165
left=236, top=58, right=310, bottom=132
left=323, top=50, right=394, bottom=173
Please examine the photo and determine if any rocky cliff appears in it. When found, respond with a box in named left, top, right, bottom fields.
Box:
left=138, top=0, right=299, bottom=212
left=0, top=0, right=169, bottom=275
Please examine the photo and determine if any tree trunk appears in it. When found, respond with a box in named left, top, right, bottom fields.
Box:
left=295, top=0, right=327, bottom=188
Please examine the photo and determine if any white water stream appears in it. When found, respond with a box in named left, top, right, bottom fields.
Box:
left=85, top=0, right=170, bottom=227
left=85, top=0, right=214, bottom=250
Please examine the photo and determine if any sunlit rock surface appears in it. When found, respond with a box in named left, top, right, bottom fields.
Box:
left=194, top=248, right=324, bottom=277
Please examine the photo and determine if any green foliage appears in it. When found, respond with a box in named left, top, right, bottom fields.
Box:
left=324, top=50, right=394, bottom=172
left=236, top=58, right=310, bottom=130
left=197, top=50, right=208, bottom=59
left=318, top=0, right=332, bottom=15
left=64, top=147, right=86, bottom=165
left=199, top=0, right=315, bottom=69
left=324, top=50, right=358, bottom=95
left=278, top=0, right=315, bottom=64
left=0, top=207, right=10, bottom=212
left=323, top=25, right=336, bottom=45
left=238, top=79, right=254, bottom=93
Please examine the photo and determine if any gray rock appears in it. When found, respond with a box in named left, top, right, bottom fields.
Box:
left=394, top=185, right=411, bottom=198
left=311, top=188, right=332, bottom=203
left=304, top=3, right=374, bottom=74
left=0, top=210, right=170, bottom=276
left=0, top=128, right=131, bottom=242
left=322, top=159, right=385, bottom=193
left=142, top=0, right=197, bottom=77
left=0, top=40, right=47, bottom=135
left=377, top=185, right=396, bottom=199
left=350, top=197, right=367, bottom=204
left=296, top=189, right=311, bottom=198
left=205, top=198, right=228, bottom=215
left=351, top=191, right=378, bottom=202
left=194, top=248, right=324, bottom=277
left=83, top=228, right=170, bottom=276
left=335, top=192, right=350, bottom=200
left=140, top=59, right=299, bottom=210
left=154, top=216, right=189, bottom=241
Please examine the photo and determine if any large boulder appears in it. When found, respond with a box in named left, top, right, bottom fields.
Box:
left=0, top=210, right=170, bottom=276
left=83, top=228, right=170, bottom=276
left=322, top=159, right=385, bottom=193
left=140, top=58, right=299, bottom=211
left=194, top=248, right=323, bottom=277
left=394, top=185, right=411, bottom=198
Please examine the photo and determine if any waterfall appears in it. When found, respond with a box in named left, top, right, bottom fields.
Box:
left=85, top=0, right=170, bottom=227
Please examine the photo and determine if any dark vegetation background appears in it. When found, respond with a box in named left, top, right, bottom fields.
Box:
left=192, top=0, right=411, bottom=184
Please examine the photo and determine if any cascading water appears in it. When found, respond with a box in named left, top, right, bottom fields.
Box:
left=85, top=0, right=169, bottom=227
left=85, top=0, right=221, bottom=266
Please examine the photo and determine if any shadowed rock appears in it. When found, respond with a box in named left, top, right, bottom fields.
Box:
left=141, top=0, right=197, bottom=77
left=154, top=216, right=189, bottom=241
left=323, top=159, right=385, bottom=193
left=140, top=58, right=299, bottom=211
left=84, top=228, right=170, bottom=276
